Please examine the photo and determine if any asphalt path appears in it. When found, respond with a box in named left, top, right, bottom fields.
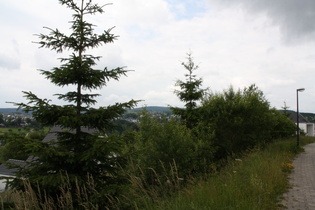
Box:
left=280, top=143, right=315, bottom=209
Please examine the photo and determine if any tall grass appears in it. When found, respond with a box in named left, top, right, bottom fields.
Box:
left=123, top=160, right=185, bottom=209
left=1, top=137, right=314, bottom=209
left=137, top=137, right=314, bottom=210
left=0, top=174, right=104, bottom=210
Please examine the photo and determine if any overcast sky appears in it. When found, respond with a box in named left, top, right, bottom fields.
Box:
left=1, top=0, right=315, bottom=112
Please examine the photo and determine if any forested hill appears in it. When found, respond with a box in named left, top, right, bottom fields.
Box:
left=0, top=107, right=172, bottom=115
left=0, top=108, right=26, bottom=114
left=130, top=106, right=172, bottom=112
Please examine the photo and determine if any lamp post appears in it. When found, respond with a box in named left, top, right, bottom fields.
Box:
left=296, top=88, right=305, bottom=147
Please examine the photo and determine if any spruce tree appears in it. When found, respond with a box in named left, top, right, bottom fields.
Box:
left=171, top=52, right=207, bottom=129
left=11, top=0, right=138, bottom=205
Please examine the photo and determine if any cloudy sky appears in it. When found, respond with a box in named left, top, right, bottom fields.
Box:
left=1, top=0, right=315, bottom=112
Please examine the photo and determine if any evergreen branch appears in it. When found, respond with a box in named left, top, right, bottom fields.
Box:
left=35, top=26, right=117, bottom=53
left=54, top=92, right=99, bottom=105
left=102, top=66, right=129, bottom=82
left=8, top=91, right=71, bottom=127
left=83, top=3, right=113, bottom=15
left=35, top=27, right=76, bottom=53
left=9, top=91, right=51, bottom=113
left=59, top=0, right=80, bottom=12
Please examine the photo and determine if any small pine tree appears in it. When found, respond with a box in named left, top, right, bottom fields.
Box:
left=11, top=0, right=138, bottom=206
left=171, top=51, right=207, bottom=129
left=281, top=101, right=290, bottom=117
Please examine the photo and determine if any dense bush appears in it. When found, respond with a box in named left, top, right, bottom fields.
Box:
left=200, top=85, right=296, bottom=159
left=121, top=85, right=296, bottom=197
left=269, top=108, right=296, bottom=139
left=128, top=112, right=215, bottom=181
left=117, top=112, right=216, bottom=209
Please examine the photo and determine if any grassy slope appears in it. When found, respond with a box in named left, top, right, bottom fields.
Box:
left=142, top=137, right=315, bottom=210
left=0, top=128, right=26, bottom=133
left=1, top=137, right=314, bottom=209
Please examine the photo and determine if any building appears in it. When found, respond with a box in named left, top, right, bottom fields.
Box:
left=288, top=112, right=315, bottom=137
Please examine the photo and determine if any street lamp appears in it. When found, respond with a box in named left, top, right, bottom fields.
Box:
left=296, top=88, right=305, bottom=147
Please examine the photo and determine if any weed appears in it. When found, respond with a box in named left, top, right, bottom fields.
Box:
left=138, top=137, right=315, bottom=209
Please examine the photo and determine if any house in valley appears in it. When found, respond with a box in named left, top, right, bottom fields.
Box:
left=288, top=111, right=315, bottom=137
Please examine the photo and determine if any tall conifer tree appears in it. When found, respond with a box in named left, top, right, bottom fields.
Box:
left=11, top=0, right=138, bottom=204
left=171, top=52, right=206, bottom=129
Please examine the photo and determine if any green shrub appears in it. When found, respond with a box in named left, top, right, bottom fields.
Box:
left=200, top=85, right=296, bottom=159
left=141, top=137, right=314, bottom=210
left=128, top=112, right=215, bottom=182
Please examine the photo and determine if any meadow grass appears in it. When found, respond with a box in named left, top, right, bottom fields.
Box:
left=1, top=136, right=314, bottom=209
left=139, top=137, right=315, bottom=210
left=0, top=128, right=26, bottom=134
left=0, top=174, right=101, bottom=210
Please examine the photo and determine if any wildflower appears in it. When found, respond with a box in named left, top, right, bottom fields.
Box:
left=281, top=162, right=294, bottom=173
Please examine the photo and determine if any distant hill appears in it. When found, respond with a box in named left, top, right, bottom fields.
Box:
left=0, top=106, right=172, bottom=115
left=0, top=108, right=24, bottom=114
left=130, top=106, right=171, bottom=112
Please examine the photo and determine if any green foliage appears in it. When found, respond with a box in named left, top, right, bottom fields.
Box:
left=134, top=137, right=315, bottom=210
left=2, top=137, right=314, bottom=209
left=171, top=52, right=207, bottom=129
left=134, top=113, right=196, bottom=179
left=269, top=108, right=296, bottom=139
left=127, top=112, right=215, bottom=183
left=117, top=112, right=215, bottom=208
left=200, top=85, right=295, bottom=159
left=8, top=0, right=137, bottom=207
left=0, top=130, right=46, bottom=162
left=190, top=122, right=216, bottom=174
left=0, top=113, right=4, bottom=124
left=0, top=133, right=29, bottom=161
left=111, top=119, right=138, bottom=134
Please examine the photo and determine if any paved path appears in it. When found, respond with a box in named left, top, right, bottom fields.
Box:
left=280, top=143, right=315, bottom=209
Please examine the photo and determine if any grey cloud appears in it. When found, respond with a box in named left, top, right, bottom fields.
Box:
left=210, top=0, right=315, bottom=43
left=0, top=39, right=21, bottom=71
left=0, top=54, right=20, bottom=71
